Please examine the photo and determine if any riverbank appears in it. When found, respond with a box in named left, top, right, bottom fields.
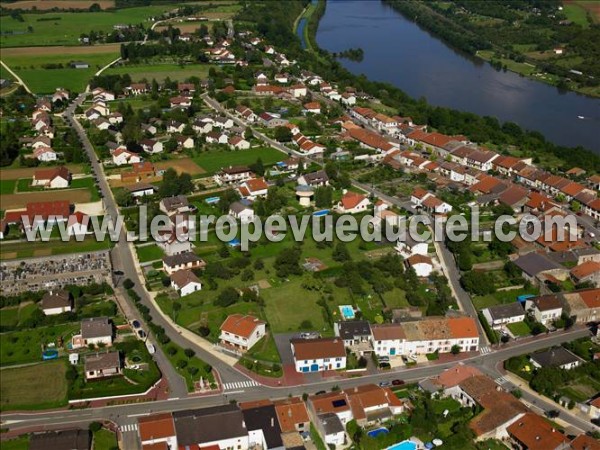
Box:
left=384, top=0, right=600, bottom=99
left=294, top=0, right=325, bottom=54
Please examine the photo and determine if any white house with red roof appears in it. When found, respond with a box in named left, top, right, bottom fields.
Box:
left=220, top=314, right=266, bottom=351
left=337, top=191, right=371, bottom=214
left=229, top=135, right=250, bottom=150
left=406, top=254, right=433, bottom=277
left=32, top=166, right=71, bottom=189
left=238, top=177, right=269, bottom=200
left=112, top=148, right=142, bottom=166
left=288, top=84, right=307, bottom=98
left=303, top=102, right=321, bottom=115
left=33, top=146, right=57, bottom=162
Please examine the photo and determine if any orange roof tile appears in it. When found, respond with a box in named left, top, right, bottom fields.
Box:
left=220, top=314, right=264, bottom=338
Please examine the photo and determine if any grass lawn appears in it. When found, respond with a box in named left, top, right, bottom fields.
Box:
left=0, top=179, right=17, bottom=194
left=0, top=6, right=173, bottom=47
left=563, top=3, right=591, bottom=27
left=0, top=323, right=79, bottom=366
left=160, top=340, right=215, bottom=392
left=473, top=287, right=538, bottom=310
left=506, top=321, right=531, bottom=337
left=136, top=244, right=164, bottom=263
left=192, top=147, right=285, bottom=175
left=0, top=436, right=30, bottom=450
left=0, top=237, right=112, bottom=260
left=105, top=63, right=211, bottom=83
left=93, top=429, right=118, bottom=450
left=0, top=361, right=68, bottom=410
left=0, top=303, right=38, bottom=329
left=246, top=333, right=281, bottom=363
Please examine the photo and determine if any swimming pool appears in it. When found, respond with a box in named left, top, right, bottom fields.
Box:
left=339, top=305, right=355, bottom=320
left=228, top=238, right=241, bottom=247
left=313, top=209, right=330, bottom=217
left=367, top=427, right=389, bottom=438
left=42, top=349, right=59, bottom=360
left=387, top=440, right=417, bottom=450
left=205, top=196, right=220, bottom=204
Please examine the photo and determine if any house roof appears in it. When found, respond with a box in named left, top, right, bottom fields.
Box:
left=274, top=397, right=310, bottom=433
left=138, top=413, right=175, bottom=442
left=499, top=185, right=529, bottom=207
left=570, top=434, right=600, bottom=450
left=341, top=191, right=368, bottom=210
left=84, top=351, right=120, bottom=371
left=347, top=127, right=393, bottom=151
left=241, top=405, right=283, bottom=449
left=530, top=347, right=584, bottom=368
left=304, top=102, right=320, bottom=110
left=220, top=314, right=264, bottom=338
left=527, top=294, right=563, bottom=311
left=309, top=392, right=351, bottom=415
left=345, top=384, right=405, bottom=421
left=170, top=269, right=201, bottom=290
left=173, top=405, right=247, bottom=446
left=41, top=290, right=71, bottom=310
left=26, top=200, right=71, bottom=220
left=243, top=177, right=268, bottom=193
left=220, top=165, right=251, bottom=175
left=300, top=170, right=329, bottom=185
left=578, top=288, right=600, bottom=308
left=513, top=253, right=563, bottom=277
left=428, top=364, right=484, bottom=389
left=34, top=166, right=70, bottom=182
left=570, top=261, right=600, bottom=280
left=162, top=252, right=202, bottom=267
left=29, top=429, right=91, bottom=450
left=407, top=254, right=432, bottom=266
left=507, top=413, right=569, bottom=450
left=484, top=302, right=524, bottom=321
left=81, top=317, right=112, bottom=339
left=229, top=200, right=253, bottom=214
left=371, top=323, right=405, bottom=341
left=161, top=195, right=188, bottom=212
left=319, top=412, right=345, bottom=435
left=291, top=337, right=345, bottom=360
left=337, top=320, right=371, bottom=339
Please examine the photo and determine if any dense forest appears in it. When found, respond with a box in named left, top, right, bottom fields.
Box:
left=240, top=0, right=599, bottom=171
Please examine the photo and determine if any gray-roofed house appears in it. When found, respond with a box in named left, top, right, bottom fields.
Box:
left=298, top=170, right=330, bottom=187
left=80, top=317, right=113, bottom=347
left=317, top=413, right=345, bottom=447
left=530, top=347, right=584, bottom=370
left=229, top=200, right=255, bottom=224
left=40, top=289, right=72, bottom=316
left=84, top=351, right=122, bottom=380
left=335, top=320, right=372, bottom=348
left=525, top=295, right=563, bottom=326
left=29, top=429, right=91, bottom=450
left=159, top=195, right=190, bottom=215
left=173, top=405, right=249, bottom=449
left=242, top=404, right=284, bottom=450
left=481, top=303, right=525, bottom=330
left=162, top=252, right=206, bottom=275
left=513, top=252, right=569, bottom=285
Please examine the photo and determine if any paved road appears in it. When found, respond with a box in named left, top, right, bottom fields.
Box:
left=62, top=95, right=250, bottom=396
left=2, top=326, right=596, bottom=434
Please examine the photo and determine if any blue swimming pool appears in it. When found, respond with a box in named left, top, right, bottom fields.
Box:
left=313, top=209, right=329, bottom=217
left=387, top=440, right=417, bottom=450
left=205, top=196, right=220, bottom=204
left=228, top=238, right=241, bottom=247
left=42, top=349, right=59, bottom=360
left=339, top=305, right=355, bottom=320
left=367, top=427, right=389, bottom=438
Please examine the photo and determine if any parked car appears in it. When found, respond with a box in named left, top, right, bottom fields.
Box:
left=378, top=381, right=391, bottom=387
left=137, top=329, right=146, bottom=339
left=315, top=390, right=326, bottom=396
left=131, top=320, right=141, bottom=329
left=392, top=379, right=405, bottom=386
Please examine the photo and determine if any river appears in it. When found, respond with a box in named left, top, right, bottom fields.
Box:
left=315, top=0, right=600, bottom=154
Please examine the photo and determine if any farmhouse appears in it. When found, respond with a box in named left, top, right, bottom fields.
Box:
left=84, top=351, right=122, bottom=381
left=291, top=337, right=346, bottom=373
left=40, top=290, right=72, bottom=316
left=170, top=269, right=202, bottom=297
left=32, top=166, right=71, bottom=188
left=219, top=314, right=266, bottom=352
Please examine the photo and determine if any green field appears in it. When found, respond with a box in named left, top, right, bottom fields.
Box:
left=0, top=303, right=38, bottom=329
left=1, top=47, right=120, bottom=93
left=136, top=244, right=164, bottom=263
left=506, top=321, right=531, bottom=337
left=0, top=361, right=68, bottom=410
left=0, top=436, right=29, bottom=450
left=0, top=237, right=112, bottom=260
left=563, top=3, right=591, bottom=27
left=192, top=147, right=285, bottom=174
left=0, top=179, right=17, bottom=194
left=0, top=6, right=173, bottom=47
left=105, top=63, right=211, bottom=83
left=473, top=287, right=538, bottom=310
left=0, top=323, right=79, bottom=366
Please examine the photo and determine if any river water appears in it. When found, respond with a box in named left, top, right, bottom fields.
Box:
left=315, top=0, right=600, bottom=154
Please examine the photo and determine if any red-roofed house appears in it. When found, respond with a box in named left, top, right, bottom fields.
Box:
left=337, top=191, right=371, bottom=214
left=32, top=166, right=71, bottom=189
left=238, top=177, right=269, bottom=200
left=220, top=314, right=266, bottom=352
left=138, top=413, right=177, bottom=449
left=507, top=413, right=569, bottom=450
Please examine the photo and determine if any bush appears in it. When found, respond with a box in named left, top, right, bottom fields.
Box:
left=123, top=279, right=135, bottom=289
left=89, top=422, right=102, bottom=433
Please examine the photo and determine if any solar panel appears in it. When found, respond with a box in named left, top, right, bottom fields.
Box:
left=332, top=399, right=347, bottom=408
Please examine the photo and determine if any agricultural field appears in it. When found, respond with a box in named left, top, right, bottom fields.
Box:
left=0, top=302, right=38, bottom=330
left=0, top=0, right=115, bottom=10
left=154, top=157, right=205, bottom=176
left=0, top=361, right=68, bottom=410
left=0, top=6, right=172, bottom=47
left=0, top=237, right=111, bottom=260
left=0, top=45, right=120, bottom=93
left=0, top=164, right=87, bottom=180
left=192, top=147, right=285, bottom=174
left=105, top=62, right=211, bottom=83
left=0, top=187, right=94, bottom=210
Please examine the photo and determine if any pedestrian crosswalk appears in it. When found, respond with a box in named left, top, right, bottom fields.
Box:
left=223, top=380, right=260, bottom=391
left=120, top=423, right=138, bottom=433
left=495, top=376, right=508, bottom=385
left=479, top=346, right=491, bottom=354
